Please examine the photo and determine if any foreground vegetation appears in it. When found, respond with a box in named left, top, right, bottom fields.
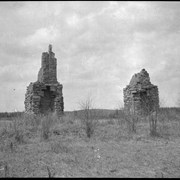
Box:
left=0, top=108, right=180, bottom=177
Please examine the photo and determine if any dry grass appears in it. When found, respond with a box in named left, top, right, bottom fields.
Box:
left=0, top=109, right=180, bottom=177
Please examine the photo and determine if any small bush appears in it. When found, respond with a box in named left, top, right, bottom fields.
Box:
left=25, top=114, right=42, bottom=132
left=10, top=117, right=27, bottom=144
left=106, top=119, right=115, bottom=125
left=78, top=96, right=98, bottom=139
left=46, top=165, right=56, bottom=177
left=50, top=141, right=70, bottom=154
left=0, top=162, right=10, bottom=177
left=108, top=112, right=116, bottom=119
left=0, top=116, right=29, bottom=152
left=40, top=113, right=58, bottom=140
left=60, top=113, right=74, bottom=124
left=117, top=110, right=138, bottom=134
left=147, top=111, right=159, bottom=137
left=86, top=120, right=94, bottom=138
left=79, top=110, right=98, bottom=139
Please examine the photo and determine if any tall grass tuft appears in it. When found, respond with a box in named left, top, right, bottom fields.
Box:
left=11, top=116, right=27, bottom=144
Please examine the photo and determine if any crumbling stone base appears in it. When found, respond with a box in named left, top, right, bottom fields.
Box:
left=25, top=81, right=64, bottom=116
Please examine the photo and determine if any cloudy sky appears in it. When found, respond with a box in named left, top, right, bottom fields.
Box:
left=0, top=1, right=180, bottom=112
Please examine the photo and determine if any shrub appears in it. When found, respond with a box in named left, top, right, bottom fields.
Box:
left=117, top=109, right=138, bottom=134
left=50, top=140, right=70, bottom=154
left=46, top=165, right=56, bottom=177
left=11, top=117, right=27, bottom=144
left=78, top=96, right=98, bottom=139
left=148, top=111, right=158, bottom=137
left=40, top=113, right=59, bottom=140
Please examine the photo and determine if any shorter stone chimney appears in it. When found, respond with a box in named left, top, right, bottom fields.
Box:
left=123, top=69, right=159, bottom=116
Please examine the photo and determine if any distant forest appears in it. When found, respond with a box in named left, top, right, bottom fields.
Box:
left=0, top=107, right=180, bottom=120
left=0, top=111, right=24, bottom=119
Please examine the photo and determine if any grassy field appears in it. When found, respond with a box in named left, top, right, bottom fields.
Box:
left=0, top=109, right=180, bottom=177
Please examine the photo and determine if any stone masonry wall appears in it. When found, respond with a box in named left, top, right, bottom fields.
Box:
left=25, top=45, right=64, bottom=116
left=123, top=69, right=159, bottom=116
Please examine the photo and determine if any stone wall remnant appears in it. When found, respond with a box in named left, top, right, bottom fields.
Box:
left=123, top=69, right=159, bottom=116
left=24, top=45, right=64, bottom=116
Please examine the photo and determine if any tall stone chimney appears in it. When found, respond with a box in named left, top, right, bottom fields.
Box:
left=24, top=45, right=64, bottom=116
left=38, top=44, right=57, bottom=84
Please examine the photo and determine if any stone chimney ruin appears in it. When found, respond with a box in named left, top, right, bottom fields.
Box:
left=123, top=69, right=159, bottom=116
left=24, top=45, right=64, bottom=116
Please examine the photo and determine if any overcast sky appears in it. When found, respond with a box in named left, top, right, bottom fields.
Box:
left=0, top=1, right=180, bottom=112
